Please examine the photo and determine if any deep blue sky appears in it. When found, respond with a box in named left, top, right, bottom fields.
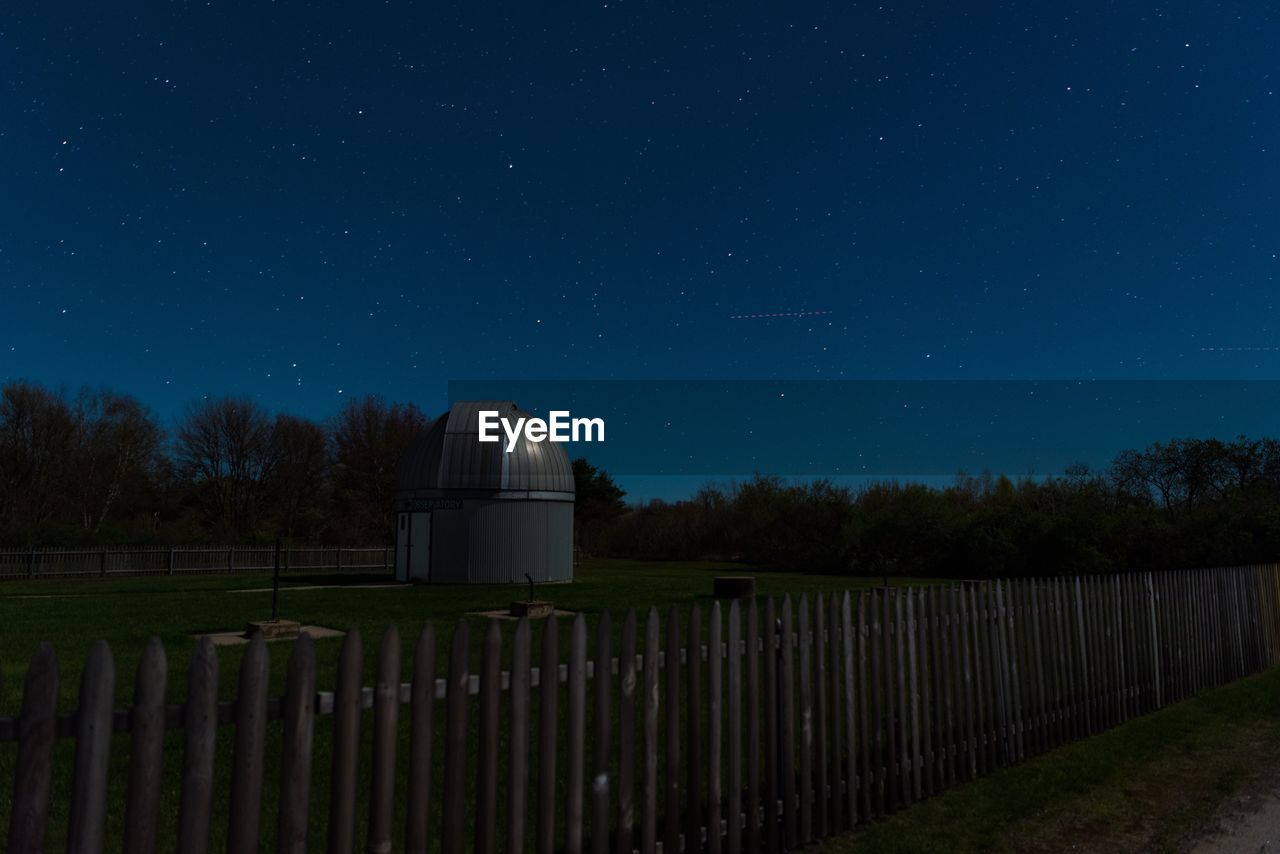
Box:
left=3, top=1, right=1278, bottom=431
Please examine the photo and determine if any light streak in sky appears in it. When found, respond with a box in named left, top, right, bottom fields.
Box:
left=1200, top=347, right=1280, bottom=352
left=729, top=310, right=834, bottom=320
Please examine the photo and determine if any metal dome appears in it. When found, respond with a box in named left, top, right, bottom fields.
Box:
left=397, top=400, right=576, bottom=495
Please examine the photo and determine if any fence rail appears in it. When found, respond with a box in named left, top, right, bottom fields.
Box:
left=0, top=545, right=391, bottom=580
left=3, top=564, right=1280, bottom=852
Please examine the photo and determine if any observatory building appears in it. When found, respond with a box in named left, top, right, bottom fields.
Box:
left=393, top=400, right=576, bottom=583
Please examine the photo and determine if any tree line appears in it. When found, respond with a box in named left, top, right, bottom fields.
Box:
left=5, top=377, right=1279, bottom=579
left=0, top=381, right=427, bottom=545
left=586, top=437, right=1280, bottom=578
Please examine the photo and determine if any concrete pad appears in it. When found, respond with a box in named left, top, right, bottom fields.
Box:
left=228, top=583, right=409, bottom=593
left=469, top=608, right=575, bottom=621
left=196, top=625, right=345, bottom=646
left=509, top=599, right=555, bottom=618
left=246, top=618, right=301, bottom=639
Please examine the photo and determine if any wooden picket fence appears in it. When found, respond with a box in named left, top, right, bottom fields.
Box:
left=4, top=564, right=1280, bottom=853
left=0, top=545, right=391, bottom=580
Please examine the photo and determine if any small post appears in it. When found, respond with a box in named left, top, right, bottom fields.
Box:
left=774, top=615, right=785, bottom=839
left=168, top=547, right=175, bottom=575
left=526, top=572, right=536, bottom=603
left=272, top=539, right=281, bottom=622
left=100, top=549, right=107, bottom=578
left=336, top=547, right=342, bottom=572
left=28, top=546, right=36, bottom=579
left=404, top=522, right=413, bottom=583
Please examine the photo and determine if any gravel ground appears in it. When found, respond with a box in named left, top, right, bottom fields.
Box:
left=1192, top=772, right=1280, bottom=853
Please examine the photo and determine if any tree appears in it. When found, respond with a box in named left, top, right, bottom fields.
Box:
left=264, top=414, right=329, bottom=539
left=174, top=397, right=277, bottom=538
left=0, top=382, right=78, bottom=537
left=571, top=458, right=626, bottom=555
left=72, top=390, right=162, bottom=533
left=330, top=395, right=429, bottom=543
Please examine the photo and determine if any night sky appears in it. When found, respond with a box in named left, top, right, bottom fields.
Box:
left=3, top=2, right=1278, bottom=434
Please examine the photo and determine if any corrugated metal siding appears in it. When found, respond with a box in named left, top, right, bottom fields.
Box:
left=429, top=507, right=469, bottom=582
left=419, top=500, right=572, bottom=584
left=544, top=502, right=574, bottom=580
left=393, top=401, right=575, bottom=584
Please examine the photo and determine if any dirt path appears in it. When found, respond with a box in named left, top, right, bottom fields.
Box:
left=1191, top=769, right=1280, bottom=853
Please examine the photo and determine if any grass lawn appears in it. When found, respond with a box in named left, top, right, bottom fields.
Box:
left=0, top=558, right=929, bottom=850
left=816, top=664, right=1280, bottom=853
left=8, top=561, right=1277, bottom=852
left=0, top=558, right=928, bottom=711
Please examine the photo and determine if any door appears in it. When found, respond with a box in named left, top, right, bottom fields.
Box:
left=408, top=511, right=431, bottom=581
left=395, top=512, right=432, bottom=582
left=395, top=512, right=411, bottom=581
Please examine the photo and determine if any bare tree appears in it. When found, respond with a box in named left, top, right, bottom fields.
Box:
left=73, top=390, right=162, bottom=533
left=330, top=395, right=428, bottom=542
left=0, top=382, right=78, bottom=534
left=264, top=413, right=329, bottom=539
left=174, top=397, right=277, bottom=538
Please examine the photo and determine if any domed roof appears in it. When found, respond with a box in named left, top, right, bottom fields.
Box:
left=397, top=400, right=576, bottom=495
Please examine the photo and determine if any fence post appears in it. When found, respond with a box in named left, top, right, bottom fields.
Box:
left=336, top=547, right=343, bottom=572
left=278, top=634, right=318, bottom=854
left=328, top=629, right=363, bottom=854
left=708, top=601, right=723, bottom=854
left=728, top=599, right=743, bottom=854
left=7, top=643, right=59, bottom=853
left=177, top=638, right=219, bottom=854
left=776, top=606, right=791, bottom=847
left=100, top=549, right=107, bottom=578
left=124, top=638, right=167, bottom=854
left=67, top=640, right=115, bottom=854
left=227, top=547, right=234, bottom=573
left=664, top=605, right=682, bottom=854
left=445, top=622, right=476, bottom=854
left=779, top=596, right=796, bottom=845
left=746, top=599, right=762, bottom=853
left=366, top=625, right=400, bottom=854
left=616, top=610, right=636, bottom=854
left=568, top=614, right=589, bottom=854
left=764, top=600, right=780, bottom=854
left=168, top=547, right=175, bottom=575
left=476, top=621, right=501, bottom=854
left=228, top=635, right=270, bottom=853
left=27, top=546, right=35, bottom=579
left=686, top=605, right=703, bottom=852
left=508, top=618, right=532, bottom=854
left=403, top=624, right=437, bottom=854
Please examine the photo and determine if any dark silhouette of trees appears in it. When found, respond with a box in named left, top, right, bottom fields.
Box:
left=329, top=395, right=429, bottom=544
left=596, top=436, right=1280, bottom=577
left=571, top=457, right=626, bottom=555
left=264, top=414, right=329, bottom=540
left=0, top=382, right=78, bottom=533
left=0, top=383, right=163, bottom=542
left=73, top=390, right=162, bottom=534
left=5, top=376, right=1280, bottom=580
left=174, top=397, right=278, bottom=539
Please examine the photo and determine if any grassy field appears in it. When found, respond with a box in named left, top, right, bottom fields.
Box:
left=816, top=663, right=1280, bottom=853
left=5, top=561, right=1279, bottom=852
left=0, top=558, right=925, bottom=710
left=0, top=558, right=926, bottom=850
